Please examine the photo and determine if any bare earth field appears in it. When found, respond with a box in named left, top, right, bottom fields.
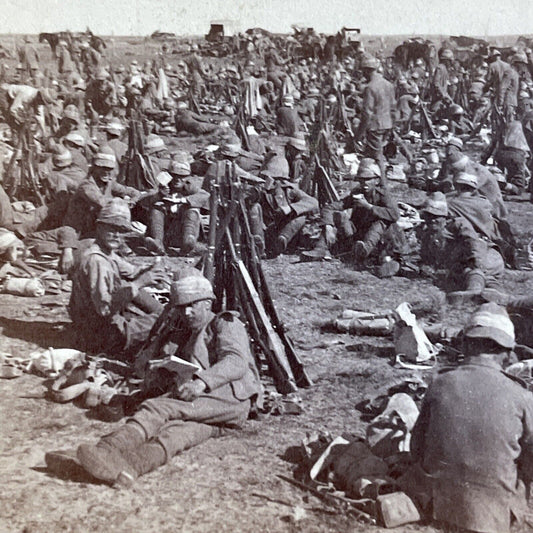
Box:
left=1, top=35, right=533, bottom=533
left=1, top=197, right=533, bottom=533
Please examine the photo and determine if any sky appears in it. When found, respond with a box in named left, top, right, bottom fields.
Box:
left=1, top=0, right=532, bottom=37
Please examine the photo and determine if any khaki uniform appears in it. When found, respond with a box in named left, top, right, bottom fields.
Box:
left=69, top=241, right=159, bottom=357
left=130, top=311, right=263, bottom=459
left=410, top=358, right=533, bottom=533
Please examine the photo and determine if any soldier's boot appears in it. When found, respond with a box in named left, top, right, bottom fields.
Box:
left=145, top=207, right=166, bottom=254
left=448, top=270, right=486, bottom=303
left=77, top=423, right=145, bottom=485
left=275, top=216, right=306, bottom=255
left=248, top=203, right=265, bottom=258
left=333, top=211, right=354, bottom=239
left=354, top=240, right=370, bottom=262
left=301, top=233, right=329, bottom=261
left=114, top=441, right=167, bottom=488
left=180, top=208, right=201, bottom=254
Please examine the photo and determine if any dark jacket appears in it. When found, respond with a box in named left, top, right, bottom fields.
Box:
left=411, top=358, right=533, bottom=533
left=276, top=106, right=303, bottom=136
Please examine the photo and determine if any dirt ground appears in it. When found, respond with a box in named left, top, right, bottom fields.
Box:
left=2, top=36, right=533, bottom=533
left=2, top=204, right=533, bottom=533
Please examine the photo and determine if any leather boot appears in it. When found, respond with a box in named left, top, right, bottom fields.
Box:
left=115, top=441, right=167, bottom=488
left=181, top=208, right=200, bottom=254
left=301, top=233, right=329, bottom=261
left=354, top=240, right=369, bottom=261
left=77, top=424, right=145, bottom=484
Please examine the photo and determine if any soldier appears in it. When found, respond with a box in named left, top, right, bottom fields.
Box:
left=276, top=94, right=304, bottom=137
left=72, top=271, right=262, bottom=487
left=430, top=48, right=454, bottom=116
left=104, top=118, right=128, bottom=166
left=448, top=104, right=474, bottom=136
left=17, top=36, right=39, bottom=79
left=145, top=159, right=209, bottom=255
left=63, top=131, right=90, bottom=173
left=68, top=198, right=165, bottom=358
left=62, top=146, right=142, bottom=239
left=405, top=302, right=533, bottom=533
left=447, top=152, right=508, bottom=219
left=302, top=158, right=403, bottom=275
left=285, top=133, right=308, bottom=183
left=485, top=49, right=519, bottom=127
left=251, top=158, right=319, bottom=257
left=419, top=189, right=505, bottom=298
left=85, top=67, right=116, bottom=118
left=356, top=55, right=396, bottom=182
left=174, top=101, right=220, bottom=135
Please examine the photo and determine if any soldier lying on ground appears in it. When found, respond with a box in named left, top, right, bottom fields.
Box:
left=50, top=270, right=263, bottom=487
left=418, top=189, right=505, bottom=299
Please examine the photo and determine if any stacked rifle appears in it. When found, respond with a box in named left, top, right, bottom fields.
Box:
left=297, top=99, right=341, bottom=207
left=4, top=117, right=46, bottom=206
left=123, top=117, right=158, bottom=191
left=204, top=160, right=312, bottom=394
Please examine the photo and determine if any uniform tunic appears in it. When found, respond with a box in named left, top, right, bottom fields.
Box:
left=411, top=358, right=533, bottom=533
left=131, top=312, right=263, bottom=459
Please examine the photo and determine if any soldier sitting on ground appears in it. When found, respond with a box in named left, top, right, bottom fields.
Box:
left=402, top=302, right=533, bottom=533
left=68, top=198, right=166, bottom=360
left=302, top=158, right=404, bottom=277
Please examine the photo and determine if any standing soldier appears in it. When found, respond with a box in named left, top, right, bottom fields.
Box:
left=430, top=48, right=454, bottom=116
left=356, top=55, right=396, bottom=183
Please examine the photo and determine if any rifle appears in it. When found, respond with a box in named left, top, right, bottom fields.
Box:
left=134, top=303, right=183, bottom=377
left=225, top=227, right=298, bottom=394
left=204, top=180, right=219, bottom=283
left=417, top=100, right=438, bottom=139
left=235, top=187, right=313, bottom=389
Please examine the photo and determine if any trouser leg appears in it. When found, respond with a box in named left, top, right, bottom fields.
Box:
left=276, top=215, right=306, bottom=251
left=148, top=206, right=165, bottom=245
left=363, top=220, right=386, bottom=255
left=155, top=421, right=220, bottom=460
left=180, top=207, right=201, bottom=252
left=248, top=202, right=265, bottom=256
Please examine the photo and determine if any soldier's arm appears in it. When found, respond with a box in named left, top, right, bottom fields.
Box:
left=111, top=181, right=142, bottom=202
left=288, top=186, right=319, bottom=216
left=193, top=315, right=250, bottom=391
left=369, top=191, right=400, bottom=222
left=517, top=391, right=533, bottom=484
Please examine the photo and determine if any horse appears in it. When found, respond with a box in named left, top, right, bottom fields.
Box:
left=39, top=33, right=60, bottom=56
left=38, top=31, right=73, bottom=57
left=393, top=38, right=437, bottom=71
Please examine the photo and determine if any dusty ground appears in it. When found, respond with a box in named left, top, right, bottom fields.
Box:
left=2, top=35, right=533, bottom=533
left=2, top=203, right=533, bottom=533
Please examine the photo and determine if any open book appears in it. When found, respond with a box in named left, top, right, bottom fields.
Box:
left=147, top=355, right=201, bottom=383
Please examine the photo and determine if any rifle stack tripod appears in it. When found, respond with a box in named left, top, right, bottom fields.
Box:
left=4, top=118, right=46, bottom=206
left=203, top=160, right=312, bottom=394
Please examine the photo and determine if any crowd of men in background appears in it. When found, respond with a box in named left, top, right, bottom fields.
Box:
left=1, top=28, right=533, bottom=532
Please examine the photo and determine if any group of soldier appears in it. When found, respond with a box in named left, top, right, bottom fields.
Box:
left=1, top=29, right=533, bottom=533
